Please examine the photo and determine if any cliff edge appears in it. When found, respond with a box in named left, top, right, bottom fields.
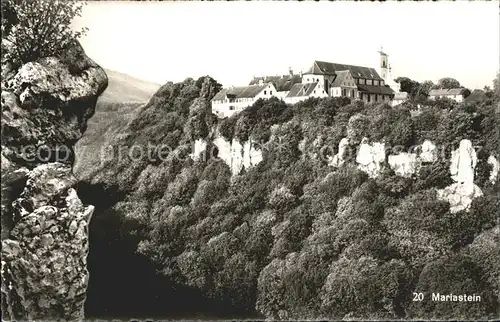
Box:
left=1, top=37, right=107, bottom=320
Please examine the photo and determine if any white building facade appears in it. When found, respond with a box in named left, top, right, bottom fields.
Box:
left=428, top=88, right=465, bottom=102
left=211, top=83, right=277, bottom=118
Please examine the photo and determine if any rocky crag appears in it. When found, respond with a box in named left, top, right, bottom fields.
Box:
left=1, top=39, right=107, bottom=320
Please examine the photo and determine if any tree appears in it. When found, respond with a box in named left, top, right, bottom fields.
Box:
left=395, top=77, right=421, bottom=100
left=1, top=0, right=18, bottom=35
left=435, top=77, right=461, bottom=89
left=461, top=88, right=471, bottom=99
left=493, top=72, right=500, bottom=100
left=3, top=0, right=87, bottom=65
left=409, top=254, right=498, bottom=320
left=414, top=80, right=434, bottom=103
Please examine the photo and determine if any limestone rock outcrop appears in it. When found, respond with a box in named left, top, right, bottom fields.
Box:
left=1, top=40, right=107, bottom=320
left=388, top=152, right=420, bottom=178
left=212, top=137, right=263, bottom=175
left=1, top=163, right=93, bottom=321
left=355, top=138, right=386, bottom=178
left=437, top=140, right=483, bottom=213
left=487, top=155, right=499, bottom=184
left=420, top=140, right=437, bottom=163
left=329, top=137, right=350, bottom=168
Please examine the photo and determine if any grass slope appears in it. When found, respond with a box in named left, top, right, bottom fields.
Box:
left=74, top=69, right=160, bottom=179
left=99, top=69, right=161, bottom=103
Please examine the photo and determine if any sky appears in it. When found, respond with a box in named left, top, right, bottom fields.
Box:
left=72, top=1, right=499, bottom=89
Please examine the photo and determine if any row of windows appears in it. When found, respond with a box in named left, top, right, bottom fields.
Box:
left=215, top=97, right=255, bottom=104
left=304, top=76, right=385, bottom=87
left=358, top=79, right=384, bottom=86
left=360, top=93, right=387, bottom=103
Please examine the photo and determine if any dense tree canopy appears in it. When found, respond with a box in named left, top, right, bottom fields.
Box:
left=435, top=77, right=461, bottom=89
left=81, top=75, right=500, bottom=320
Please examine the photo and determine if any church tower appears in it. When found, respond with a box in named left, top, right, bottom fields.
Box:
left=377, top=47, right=400, bottom=93
left=378, top=47, right=389, bottom=81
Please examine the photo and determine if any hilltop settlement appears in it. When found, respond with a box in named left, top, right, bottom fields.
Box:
left=211, top=50, right=468, bottom=118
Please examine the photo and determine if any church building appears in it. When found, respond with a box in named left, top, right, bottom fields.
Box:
left=211, top=49, right=405, bottom=118
left=285, top=53, right=396, bottom=104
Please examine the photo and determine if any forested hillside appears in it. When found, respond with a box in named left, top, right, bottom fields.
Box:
left=78, top=76, right=500, bottom=320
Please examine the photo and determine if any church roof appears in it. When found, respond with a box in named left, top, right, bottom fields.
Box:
left=331, top=70, right=350, bottom=87
left=306, top=60, right=383, bottom=80
left=464, top=90, right=488, bottom=103
left=357, top=84, right=395, bottom=95
left=249, top=74, right=302, bottom=92
left=211, top=84, right=269, bottom=101
left=286, top=83, right=318, bottom=98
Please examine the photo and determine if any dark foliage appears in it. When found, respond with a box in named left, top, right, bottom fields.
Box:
left=83, top=76, right=500, bottom=320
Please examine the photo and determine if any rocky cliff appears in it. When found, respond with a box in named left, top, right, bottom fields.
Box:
left=70, top=79, right=499, bottom=320
left=188, top=131, right=495, bottom=214
left=1, top=40, right=107, bottom=320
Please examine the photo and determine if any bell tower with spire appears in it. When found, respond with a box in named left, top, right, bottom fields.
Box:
left=377, top=46, right=400, bottom=93
left=378, top=46, right=389, bottom=81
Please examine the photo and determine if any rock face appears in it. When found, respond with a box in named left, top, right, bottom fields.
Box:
left=212, top=137, right=263, bottom=175
left=437, top=140, right=483, bottom=213
left=388, top=152, right=420, bottom=178
left=1, top=40, right=107, bottom=320
left=329, top=137, right=350, bottom=167
left=355, top=138, right=386, bottom=178
left=420, top=140, right=437, bottom=163
left=487, top=155, right=499, bottom=184
left=1, top=163, right=93, bottom=321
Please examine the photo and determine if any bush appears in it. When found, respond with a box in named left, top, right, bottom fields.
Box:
left=409, top=254, right=498, bottom=320
left=3, top=0, right=88, bottom=65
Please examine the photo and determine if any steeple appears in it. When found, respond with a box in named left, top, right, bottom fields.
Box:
left=377, top=47, right=400, bottom=93
left=378, top=46, right=388, bottom=81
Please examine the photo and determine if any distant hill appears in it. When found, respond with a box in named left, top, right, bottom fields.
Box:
left=74, top=69, right=160, bottom=176
left=99, top=69, right=161, bottom=103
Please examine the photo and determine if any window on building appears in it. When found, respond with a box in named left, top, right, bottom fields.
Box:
left=351, top=90, right=354, bottom=97
left=367, top=94, right=371, bottom=103
left=316, top=78, right=319, bottom=82
left=375, top=94, right=378, bottom=101
left=381, top=80, right=384, bottom=86
left=264, top=90, right=267, bottom=95
left=230, top=106, right=235, bottom=110
left=270, top=91, right=273, bottom=95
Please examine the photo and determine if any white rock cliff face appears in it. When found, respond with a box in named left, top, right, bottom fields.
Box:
left=487, top=155, right=499, bottom=184
left=420, top=140, right=437, bottom=163
left=437, top=140, right=483, bottom=213
left=388, top=153, right=420, bottom=178
left=193, top=137, right=263, bottom=175
left=355, top=138, right=386, bottom=178
left=196, top=134, right=496, bottom=218
left=329, top=138, right=350, bottom=168
left=190, top=139, right=207, bottom=161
